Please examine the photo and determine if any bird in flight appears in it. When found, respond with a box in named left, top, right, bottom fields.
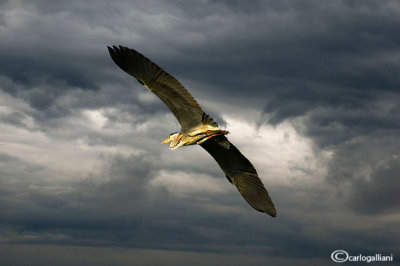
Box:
left=108, top=46, right=276, bottom=217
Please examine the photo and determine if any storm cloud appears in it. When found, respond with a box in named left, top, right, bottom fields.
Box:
left=0, top=0, right=399, bottom=265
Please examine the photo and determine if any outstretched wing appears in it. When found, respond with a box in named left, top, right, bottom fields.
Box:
left=108, top=46, right=206, bottom=132
left=200, top=136, right=276, bottom=217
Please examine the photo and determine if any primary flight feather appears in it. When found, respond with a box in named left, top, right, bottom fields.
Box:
left=108, top=46, right=276, bottom=217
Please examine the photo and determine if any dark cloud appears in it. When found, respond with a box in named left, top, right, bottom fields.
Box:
left=0, top=152, right=391, bottom=259
left=0, top=0, right=399, bottom=265
left=324, top=133, right=400, bottom=214
left=350, top=158, right=400, bottom=214
left=0, top=111, right=27, bottom=128
left=0, top=244, right=336, bottom=266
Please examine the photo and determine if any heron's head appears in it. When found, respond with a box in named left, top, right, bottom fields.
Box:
left=161, top=132, right=184, bottom=149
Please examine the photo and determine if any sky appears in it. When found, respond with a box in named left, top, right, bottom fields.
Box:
left=0, top=0, right=399, bottom=265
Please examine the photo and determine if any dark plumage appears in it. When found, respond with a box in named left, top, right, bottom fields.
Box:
left=108, top=45, right=276, bottom=217
left=201, top=136, right=276, bottom=216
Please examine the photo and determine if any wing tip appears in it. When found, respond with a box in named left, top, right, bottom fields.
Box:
left=107, top=45, right=119, bottom=61
left=107, top=45, right=113, bottom=54
left=256, top=203, right=277, bottom=217
left=267, top=207, right=277, bottom=217
left=107, top=45, right=141, bottom=55
left=107, top=45, right=118, bottom=51
left=107, top=45, right=141, bottom=75
left=107, top=45, right=128, bottom=57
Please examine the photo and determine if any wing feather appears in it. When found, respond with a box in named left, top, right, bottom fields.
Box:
left=108, top=46, right=206, bottom=131
left=200, top=136, right=276, bottom=217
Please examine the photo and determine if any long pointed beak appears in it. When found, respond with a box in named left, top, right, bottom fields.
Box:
left=161, top=138, right=170, bottom=144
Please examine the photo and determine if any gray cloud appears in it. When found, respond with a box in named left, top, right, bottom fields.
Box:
left=323, top=133, right=400, bottom=214
left=0, top=152, right=396, bottom=259
left=0, top=244, right=337, bottom=266
left=350, top=158, right=400, bottom=214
